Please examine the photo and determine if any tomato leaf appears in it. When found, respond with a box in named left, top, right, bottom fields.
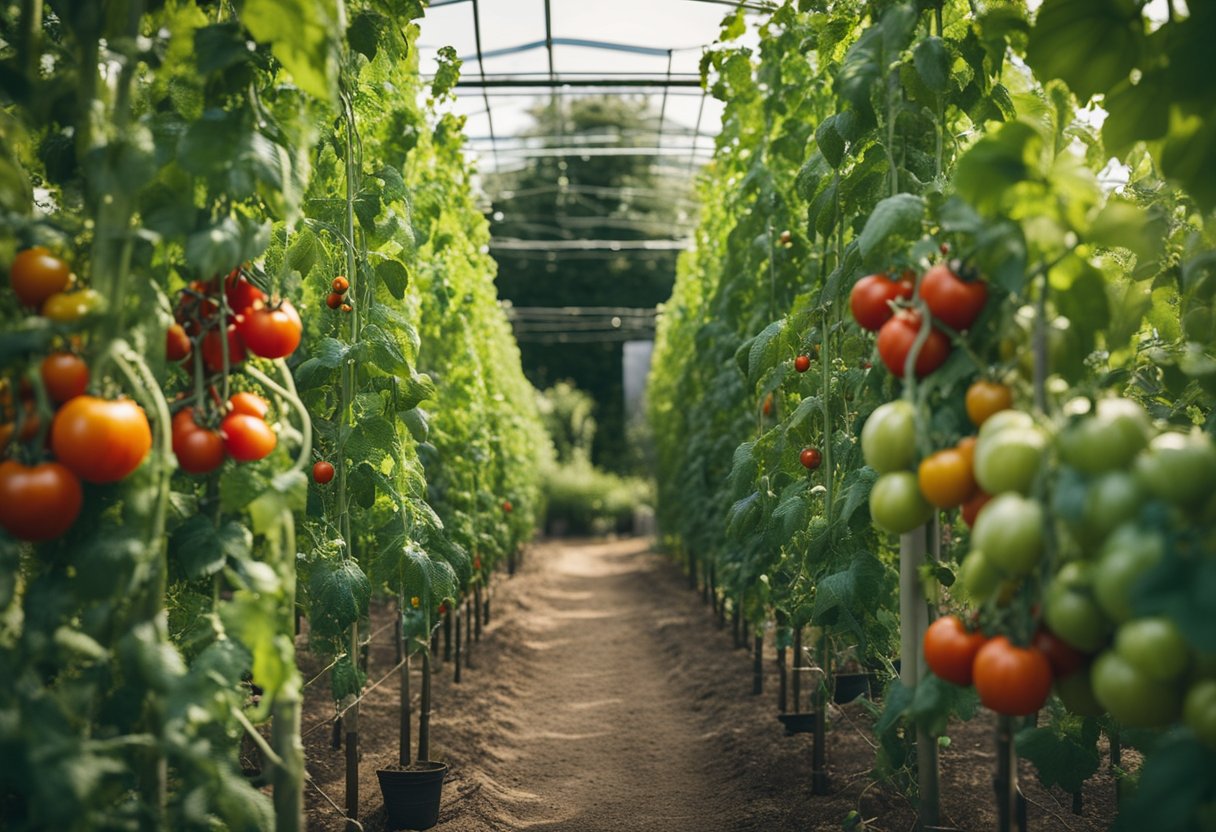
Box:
left=241, top=0, right=342, bottom=103
left=913, top=37, right=949, bottom=94
left=858, top=194, right=924, bottom=265
left=1015, top=720, right=1100, bottom=794
left=308, top=558, right=370, bottom=640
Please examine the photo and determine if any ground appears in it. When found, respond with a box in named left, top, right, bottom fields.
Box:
left=298, top=538, right=1124, bottom=832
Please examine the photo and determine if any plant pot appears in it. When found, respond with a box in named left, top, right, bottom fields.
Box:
left=776, top=712, right=817, bottom=736
left=832, top=672, right=877, bottom=704
left=377, top=762, right=448, bottom=831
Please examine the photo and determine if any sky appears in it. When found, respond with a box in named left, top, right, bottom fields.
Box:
left=415, top=0, right=765, bottom=172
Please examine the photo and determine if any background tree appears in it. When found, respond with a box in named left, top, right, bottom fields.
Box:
left=486, top=96, right=695, bottom=470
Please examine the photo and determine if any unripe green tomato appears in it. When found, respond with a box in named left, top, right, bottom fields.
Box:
left=971, top=493, right=1043, bottom=576
left=1044, top=563, right=1112, bottom=653
left=1079, top=471, right=1144, bottom=543
left=1134, top=430, right=1216, bottom=509
left=957, top=549, right=1003, bottom=603
left=1184, top=680, right=1216, bottom=748
left=1055, top=669, right=1105, bottom=717
left=869, top=471, right=934, bottom=535
left=1094, top=524, right=1166, bottom=623
left=1092, top=650, right=1183, bottom=728
left=978, top=408, right=1035, bottom=440
left=975, top=426, right=1048, bottom=495
left=1115, top=617, right=1190, bottom=683
left=861, top=400, right=917, bottom=473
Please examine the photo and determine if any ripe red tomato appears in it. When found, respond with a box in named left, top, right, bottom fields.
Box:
left=762, top=393, right=774, bottom=417
left=794, top=354, right=811, bottom=373
left=166, top=323, right=192, bottom=362
left=850, top=273, right=914, bottom=332
left=221, top=413, right=276, bottom=462
left=224, top=269, right=265, bottom=313
left=326, top=292, right=343, bottom=309
left=40, top=352, right=89, bottom=404
left=919, top=264, right=988, bottom=331
left=972, top=636, right=1053, bottom=716
left=228, top=392, right=269, bottom=420
left=924, top=615, right=988, bottom=686
left=51, top=396, right=152, bottom=484
left=9, top=247, right=72, bottom=308
left=917, top=447, right=976, bottom=509
left=1033, top=628, right=1087, bottom=680
left=800, top=447, right=822, bottom=470
left=332, top=276, right=350, bottom=294
left=876, top=310, right=951, bottom=378
left=239, top=300, right=302, bottom=359
left=313, top=460, right=335, bottom=484
left=172, top=407, right=200, bottom=443
left=201, top=324, right=246, bottom=373
left=0, top=460, right=83, bottom=541
left=961, top=489, right=991, bottom=528
left=173, top=424, right=225, bottom=474
left=503, top=500, right=513, bottom=513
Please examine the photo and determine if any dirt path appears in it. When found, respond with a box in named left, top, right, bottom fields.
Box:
left=442, top=537, right=727, bottom=831
left=302, top=538, right=1124, bottom=832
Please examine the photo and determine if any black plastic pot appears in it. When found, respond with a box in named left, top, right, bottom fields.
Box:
left=833, top=672, right=879, bottom=704
left=377, top=762, right=448, bottom=831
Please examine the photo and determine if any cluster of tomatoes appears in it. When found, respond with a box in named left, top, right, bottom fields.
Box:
left=8, top=245, right=104, bottom=322
left=165, top=267, right=303, bottom=476
left=325, top=275, right=352, bottom=312
left=1, top=250, right=154, bottom=541
left=850, top=261, right=988, bottom=378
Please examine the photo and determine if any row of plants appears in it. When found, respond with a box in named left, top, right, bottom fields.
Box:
left=0, top=1, right=548, bottom=830
left=649, top=1, right=1215, bottom=829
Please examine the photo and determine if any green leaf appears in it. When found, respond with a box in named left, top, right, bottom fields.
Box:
left=194, top=22, right=254, bottom=75
left=815, top=116, right=846, bottom=169
left=431, top=45, right=463, bottom=98
left=376, top=259, right=410, bottom=300
left=913, top=37, right=949, bottom=93
left=787, top=395, right=822, bottom=433
left=1016, top=723, right=1100, bottom=794
left=1087, top=198, right=1165, bottom=263
left=308, top=558, right=370, bottom=639
left=347, top=10, right=384, bottom=60
left=1025, top=0, right=1143, bottom=102
left=858, top=194, right=924, bottom=263
left=399, top=371, right=436, bottom=410
left=170, top=517, right=251, bottom=580
left=284, top=227, right=323, bottom=277
left=242, top=0, right=342, bottom=102
left=747, top=318, right=786, bottom=385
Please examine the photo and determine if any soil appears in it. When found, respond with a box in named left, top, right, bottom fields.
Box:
left=297, top=538, right=1127, bottom=832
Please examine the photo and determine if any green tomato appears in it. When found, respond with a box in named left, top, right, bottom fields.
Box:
left=974, top=427, right=1047, bottom=495
left=1091, top=650, right=1183, bottom=728
left=1134, top=430, right=1216, bottom=509
left=971, top=493, right=1043, bottom=576
left=1116, top=617, right=1190, bottom=683
left=1094, top=525, right=1165, bottom=623
left=958, top=549, right=1003, bottom=603
left=869, top=471, right=934, bottom=535
left=1080, top=471, right=1144, bottom=543
left=978, top=408, right=1035, bottom=441
left=1044, top=563, right=1112, bottom=653
left=1055, top=670, right=1105, bottom=717
left=1184, top=680, right=1216, bottom=748
left=861, top=401, right=917, bottom=474
left=1058, top=398, right=1152, bottom=476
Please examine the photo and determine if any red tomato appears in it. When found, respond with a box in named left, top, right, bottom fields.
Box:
left=173, top=425, right=226, bottom=474
left=800, top=447, right=822, bottom=470
left=201, top=324, right=246, bottom=373
left=172, top=407, right=200, bottom=443
left=228, top=392, right=269, bottom=420
left=1033, top=628, right=1087, bottom=680
left=166, top=323, right=192, bottom=362
left=972, top=636, right=1053, bottom=716
left=919, top=264, right=988, bottom=331
left=239, top=300, right=302, bottom=359
left=224, top=269, right=265, bottom=313
left=876, top=310, right=951, bottom=378
left=326, top=292, right=343, bottom=310
left=221, top=413, right=276, bottom=462
left=9, top=247, right=72, bottom=308
left=503, top=500, right=513, bottom=513
left=794, top=354, right=812, bottom=373
left=961, top=490, right=992, bottom=528
left=923, top=615, right=988, bottom=686
left=40, top=352, right=89, bottom=404
left=0, top=460, right=83, bottom=541
left=51, top=396, right=152, bottom=484
left=850, top=273, right=914, bottom=332
left=313, top=460, right=335, bottom=484
left=332, top=276, right=350, bottom=295
left=762, top=393, right=774, bottom=416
